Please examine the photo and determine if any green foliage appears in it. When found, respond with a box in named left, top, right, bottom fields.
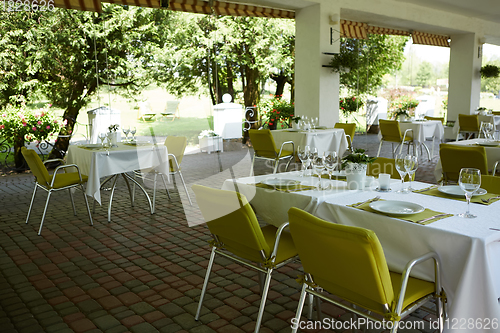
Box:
left=0, top=104, right=63, bottom=145
left=415, top=61, right=433, bottom=87
left=341, top=149, right=376, bottom=169
left=259, top=95, right=298, bottom=128
left=481, top=61, right=500, bottom=94
left=382, top=88, right=419, bottom=118
left=339, top=96, right=364, bottom=116
left=330, top=35, right=408, bottom=94
left=480, top=64, right=500, bottom=78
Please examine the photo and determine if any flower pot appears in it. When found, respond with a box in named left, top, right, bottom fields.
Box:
left=345, top=163, right=367, bottom=190
left=199, top=136, right=223, bottom=154
left=398, top=115, right=407, bottom=122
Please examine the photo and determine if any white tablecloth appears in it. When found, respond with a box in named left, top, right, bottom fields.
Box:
left=433, top=139, right=500, bottom=180
left=452, top=115, right=500, bottom=137
left=67, top=143, right=169, bottom=204
left=271, top=129, right=348, bottom=157
left=377, top=120, right=444, bottom=143
left=221, top=172, right=500, bottom=332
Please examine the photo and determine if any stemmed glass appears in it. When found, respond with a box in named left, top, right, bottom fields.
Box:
left=404, top=153, right=418, bottom=191
left=297, top=146, right=310, bottom=177
left=98, top=133, right=107, bottom=148
left=395, top=153, right=409, bottom=193
left=130, top=127, right=137, bottom=141
left=122, top=126, right=130, bottom=141
left=324, top=151, right=337, bottom=183
left=312, top=155, right=326, bottom=189
left=458, top=168, right=481, bottom=218
left=481, top=122, right=494, bottom=139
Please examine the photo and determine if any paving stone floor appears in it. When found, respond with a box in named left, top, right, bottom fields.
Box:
left=0, top=134, right=442, bottom=333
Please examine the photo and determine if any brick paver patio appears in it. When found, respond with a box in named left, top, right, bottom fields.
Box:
left=0, top=134, right=441, bottom=333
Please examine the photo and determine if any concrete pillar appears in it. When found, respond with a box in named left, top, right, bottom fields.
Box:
left=448, top=33, right=482, bottom=121
left=295, top=2, right=340, bottom=127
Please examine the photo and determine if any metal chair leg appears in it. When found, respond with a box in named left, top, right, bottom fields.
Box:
left=284, top=156, right=293, bottom=172
left=254, top=269, right=273, bottom=333
left=26, top=184, right=38, bottom=224
left=291, top=284, right=308, bottom=333
left=38, top=191, right=52, bottom=235
left=307, top=293, right=314, bottom=320
left=178, top=170, right=192, bottom=205
left=160, top=174, right=171, bottom=200
left=195, top=247, right=216, bottom=320
left=377, top=140, right=383, bottom=157
left=80, top=184, right=93, bottom=226
left=273, top=160, right=279, bottom=174
left=250, top=154, right=256, bottom=176
left=68, top=188, right=77, bottom=216
left=152, top=172, right=157, bottom=214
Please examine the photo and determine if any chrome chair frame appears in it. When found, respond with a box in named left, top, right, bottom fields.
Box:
left=292, top=252, right=445, bottom=333
left=377, top=128, right=414, bottom=158
left=26, top=158, right=93, bottom=235
left=195, top=222, right=296, bottom=333
left=250, top=141, right=295, bottom=176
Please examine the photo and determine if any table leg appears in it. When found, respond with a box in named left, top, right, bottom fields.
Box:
left=123, top=173, right=153, bottom=215
left=107, top=175, right=119, bottom=222
left=121, top=173, right=134, bottom=207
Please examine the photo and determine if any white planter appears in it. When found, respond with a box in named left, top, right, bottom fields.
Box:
left=399, top=115, right=407, bottom=122
left=199, top=136, right=223, bottom=154
left=345, top=163, right=367, bottom=190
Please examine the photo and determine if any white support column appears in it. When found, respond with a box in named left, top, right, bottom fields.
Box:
left=448, top=33, right=482, bottom=120
left=295, top=3, right=340, bottom=127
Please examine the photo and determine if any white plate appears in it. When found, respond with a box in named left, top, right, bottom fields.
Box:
left=331, top=170, right=346, bottom=177
left=262, top=178, right=300, bottom=188
left=438, top=185, right=487, bottom=196
left=369, top=200, right=425, bottom=216
left=81, top=144, right=102, bottom=148
left=476, top=140, right=500, bottom=147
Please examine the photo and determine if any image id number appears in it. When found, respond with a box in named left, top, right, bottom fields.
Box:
left=2, top=0, right=55, bottom=12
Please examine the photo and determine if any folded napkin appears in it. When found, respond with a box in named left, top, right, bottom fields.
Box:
left=254, top=182, right=316, bottom=193
left=413, top=186, right=500, bottom=205
left=349, top=198, right=453, bottom=225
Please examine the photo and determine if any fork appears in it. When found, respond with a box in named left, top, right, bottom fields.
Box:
left=481, top=196, right=500, bottom=204
left=352, top=196, right=381, bottom=208
left=416, top=213, right=450, bottom=224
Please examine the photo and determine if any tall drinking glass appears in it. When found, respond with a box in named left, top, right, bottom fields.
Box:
left=324, top=151, right=337, bottom=190
left=458, top=168, right=481, bottom=218
left=312, top=155, right=325, bottom=189
left=395, top=153, right=409, bottom=193
left=404, top=153, right=418, bottom=191
left=297, top=146, right=309, bottom=177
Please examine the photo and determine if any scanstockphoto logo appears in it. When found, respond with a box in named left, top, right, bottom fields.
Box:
left=290, top=318, right=434, bottom=331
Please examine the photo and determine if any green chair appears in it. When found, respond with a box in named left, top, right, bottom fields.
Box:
left=249, top=129, right=294, bottom=176
left=480, top=175, right=500, bottom=194
left=456, top=114, right=479, bottom=141
left=424, top=116, right=445, bottom=124
left=288, top=207, right=445, bottom=333
left=21, top=147, right=93, bottom=235
left=161, top=101, right=180, bottom=121
left=367, top=157, right=403, bottom=180
left=192, top=185, right=297, bottom=333
left=334, top=122, right=356, bottom=153
left=377, top=119, right=414, bottom=158
left=439, top=144, right=488, bottom=183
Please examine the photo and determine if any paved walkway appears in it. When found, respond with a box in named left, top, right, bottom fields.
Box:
left=0, top=134, right=441, bottom=333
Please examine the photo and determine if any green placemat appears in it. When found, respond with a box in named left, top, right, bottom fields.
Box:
left=312, top=173, right=346, bottom=180
left=413, top=186, right=500, bottom=205
left=254, top=182, right=317, bottom=193
left=348, top=198, right=453, bottom=225
left=79, top=146, right=104, bottom=151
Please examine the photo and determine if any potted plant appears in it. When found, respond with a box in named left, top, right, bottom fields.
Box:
left=480, top=65, right=500, bottom=79
left=107, top=124, right=120, bottom=146
left=339, top=96, right=364, bottom=117
left=259, top=95, right=300, bottom=130
left=394, top=110, right=410, bottom=121
left=390, top=95, right=419, bottom=121
left=198, top=130, right=223, bottom=154
left=341, top=149, right=376, bottom=190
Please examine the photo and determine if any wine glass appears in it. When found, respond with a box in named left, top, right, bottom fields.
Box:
left=458, top=168, right=481, bottom=218
left=297, top=146, right=309, bottom=177
left=130, top=127, right=137, bottom=141
left=312, top=155, right=326, bottom=189
left=314, top=117, right=319, bottom=128
left=404, top=153, right=418, bottom=191
left=98, top=133, right=107, bottom=147
left=122, top=126, right=130, bottom=141
left=395, top=153, right=409, bottom=193
left=324, top=151, right=337, bottom=189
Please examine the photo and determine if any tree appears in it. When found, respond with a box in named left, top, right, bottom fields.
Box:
left=331, top=35, right=409, bottom=94
left=0, top=6, right=172, bottom=168
left=415, top=61, right=433, bottom=87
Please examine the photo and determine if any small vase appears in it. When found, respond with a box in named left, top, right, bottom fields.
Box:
left=345, top=163, right=367, bottom=190
left=399, top=115, right=407, bottom=122
left=108, top=132, right=118, bottom=147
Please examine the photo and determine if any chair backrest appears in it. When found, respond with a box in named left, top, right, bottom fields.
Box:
left=334, top=123, right=356, bottom=139
left=249, top=129, right=278, bottom=158
left=480, top=175, right=500, bottom=194
left=492, top=111, right=500, bottom=116
left=192, top=185, right=271, bottom=262
left=439, top=144, right=488, bottom=183
left=21, top=147, right=51, bottom=187
left=367, top=157, right=400, bottom=179
left=458, top=114, right=479, bottom=132
left=424, top=116, right=445, bottom=124
left=165, top=136, right=187, bottom=170
left=378, top=120, right=402, bottom=142
left=288, top=207, right=394, bottom=314
left=164, top=101, right=180, bottom=113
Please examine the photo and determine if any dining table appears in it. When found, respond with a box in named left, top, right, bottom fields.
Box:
left=66, top=142, right=170, bottom=221
left=433, top=138, right=500, bottom=181
left=452, top=114, right=500, bottom=139
left=271, top=128, right=348, bottom=157
left=221, top=171, right=500, bottom=332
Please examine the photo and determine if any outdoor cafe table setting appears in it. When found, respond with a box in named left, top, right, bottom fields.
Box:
left=433, top=138, right=500, bottom=181
left=222, top=171, right=500, bottom=332
left=271, top=128, right=348, bottom=157
left=66, top=141, right=170, bottom=221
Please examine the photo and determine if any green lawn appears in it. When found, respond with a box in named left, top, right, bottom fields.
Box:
left=135, top=117, right=212, bottom=146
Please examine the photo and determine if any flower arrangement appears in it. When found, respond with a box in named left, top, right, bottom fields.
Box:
left=0, top=104, right=63, bottom=145
left=339, top=96, right=364, bottom=116
left=259, top=95, right=299, bottom=129
left=389, top=95, right=419, bottom=119
left=108, top=124, right=119, bottom=132
left=198, top=130, right=219, bottom=138
left=341, top=148, right=376, bottom=170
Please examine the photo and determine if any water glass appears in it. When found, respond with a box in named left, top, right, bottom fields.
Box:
left=297, top=146, right=310, bottom=177
left=312, top=155, right=325, bottom=189
left=458, top=168, right=481, bottom=218
left=395, top=153, right=409, bottom=193
left=324, top=151, right=337, bottom=183
left=131, top=127, right=137, bottom=141
left=122, top=126, right=130, bottom=141
left=404, top=154, right=418, bottom=191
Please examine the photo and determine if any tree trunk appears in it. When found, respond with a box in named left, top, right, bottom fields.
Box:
left=13, top=138, right=26, bottom=171
left=270, top=73, right=287, bottom=97
left=48, top=106, right=80, bottom=162
left=226, top=62, right=235, bottom=101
